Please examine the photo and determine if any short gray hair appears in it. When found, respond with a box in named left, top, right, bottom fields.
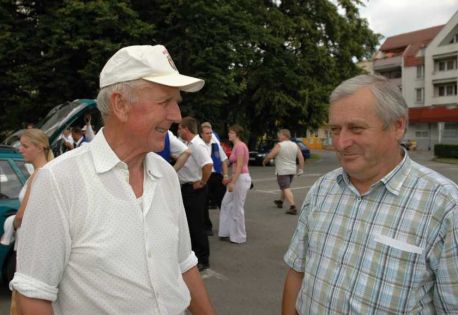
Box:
left=329, top=74, right=408, bottom=131
left=96, top=79, right=150, bottom=119
left=278, top=129, right=291, bottom=139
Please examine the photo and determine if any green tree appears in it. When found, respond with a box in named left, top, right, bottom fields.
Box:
left=0, top=0, right=153, bottom=132
left=243, top=0, right=379, bottom=145
left=132, top=0, right=267, bottom=136
left=0, top=0, right=379, bottom=146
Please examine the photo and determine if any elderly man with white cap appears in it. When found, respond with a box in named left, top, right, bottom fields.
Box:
left=11, top=45, right=216, bottom=315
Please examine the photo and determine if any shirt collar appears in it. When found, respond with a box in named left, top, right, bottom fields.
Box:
left=144, top=153, right=164, bottom=179
left=336, top=149, right=411, bottom=196
left=90, top=128, right=123, bottom=174
left=189, top=134, right=200, bottom=144
left=89, top=128, right=165, bottom=179
left=380, top=150, right=411, bottom=195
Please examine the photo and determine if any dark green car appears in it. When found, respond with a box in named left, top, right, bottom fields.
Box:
left=0, top=145, right=31, bottom=284
left=3, top=99, right=101, bottom=157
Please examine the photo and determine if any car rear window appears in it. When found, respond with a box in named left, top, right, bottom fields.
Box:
left=0, top=160, right=23, bottom=199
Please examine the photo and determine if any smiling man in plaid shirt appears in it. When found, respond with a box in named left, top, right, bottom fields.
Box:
left=282, top=74, right=458, bottom=314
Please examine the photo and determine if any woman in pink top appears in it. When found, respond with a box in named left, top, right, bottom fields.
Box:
left=218, top=124, right=251, bottom=243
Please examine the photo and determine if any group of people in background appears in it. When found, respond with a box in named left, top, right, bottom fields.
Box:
left=59, top=113, right=95, bottom=155
left=4, top=43, right=457, bottom=315
left=158, top=117, right=252, bottom=271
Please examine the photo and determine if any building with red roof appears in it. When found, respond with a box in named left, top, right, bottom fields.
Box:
left=373, top=10, right=458, bottom=150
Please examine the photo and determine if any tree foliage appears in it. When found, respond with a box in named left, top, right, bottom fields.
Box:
left=0, top=0, right=379, bottom=145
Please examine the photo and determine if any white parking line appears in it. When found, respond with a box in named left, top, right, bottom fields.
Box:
left=255, top=185, right=311, bottom=194
left=200, top=269, right=228, bottom=280
left=252, top=173, right=322, bottom=183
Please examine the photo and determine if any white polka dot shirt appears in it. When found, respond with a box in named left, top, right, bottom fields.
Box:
left=11, top=129, right=197, bottom=314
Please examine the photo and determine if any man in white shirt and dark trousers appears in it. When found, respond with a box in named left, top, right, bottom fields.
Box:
left=178, top=117, right=213, bottom=271
left=11, top=45, right=216, bottom=314
left=200, top=121, right=229, bottom=235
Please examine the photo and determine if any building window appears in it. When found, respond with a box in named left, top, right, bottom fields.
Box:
left=415, top=88, right=424, bottom=103
left=415, top=131, right=429, bottom=138
left=416, top=65, right=424, bottom=78
left=435, top=82, right=457, bottom=97
left=435, top=57, right=457, bottom=72
left=379, top=69, right=401, bottom=79
left=449, top=33, right=458, bottom=44
left=444, top=122, right=458, bottom=138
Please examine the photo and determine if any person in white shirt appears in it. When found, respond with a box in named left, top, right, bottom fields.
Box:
left=81, top=113, right=96, bottom=142
left=156, top=130, right=191, bottom=171
left=262, top=129, right=304, bottom=215
left=71, top=126, right=88, bottom=147
left=177, top=117, right=213, bottom=271
left=3, top=129, right=54, bottom=315
left=60, top=128, right=74, bottom=153
left=11, top=45, right=215, bottom=315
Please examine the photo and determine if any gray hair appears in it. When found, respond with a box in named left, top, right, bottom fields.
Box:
left=96, top=79, right=150, bottom=119
left=278, top=129, right=291, bottom=139
left=329, top=74, right=409, bottom=131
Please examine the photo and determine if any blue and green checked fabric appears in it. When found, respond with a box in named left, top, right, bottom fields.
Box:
left=285, top=154, right=458, bottom=314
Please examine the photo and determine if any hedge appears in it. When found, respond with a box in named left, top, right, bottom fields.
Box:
left=434, top=144, right=458, bottom=158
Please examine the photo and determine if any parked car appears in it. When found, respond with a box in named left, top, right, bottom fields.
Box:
left=249, top=140, right=275, bottom=166
left=0, top=145, right=31, bottom=284
left=3, top=99, right=102, bottom=157
left=249, top=139, right=310, bottom=166
left=294, top=139, right=311, bottom=159
left=220, top=139, right=232, bottom=158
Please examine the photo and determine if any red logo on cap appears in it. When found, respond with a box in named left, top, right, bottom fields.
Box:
left=163, top=49, right=178, bottom=71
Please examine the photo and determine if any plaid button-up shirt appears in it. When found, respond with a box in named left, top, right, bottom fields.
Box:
left=285, top=153, right=458, bottom=314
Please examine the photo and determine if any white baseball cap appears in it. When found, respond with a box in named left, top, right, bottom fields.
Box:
left=99, top=45, right=205, bottom=92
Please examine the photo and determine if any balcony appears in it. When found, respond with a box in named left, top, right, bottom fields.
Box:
left=431, top=69, right=458, bottom=81
left=432, top=95, right=458, bottom=106
left=389, top=78, right=402, bottom=87
left=373, top=55, right=403, bottom=71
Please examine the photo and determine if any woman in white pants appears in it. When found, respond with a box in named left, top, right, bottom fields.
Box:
left=218, top=125, right=251, bottom=244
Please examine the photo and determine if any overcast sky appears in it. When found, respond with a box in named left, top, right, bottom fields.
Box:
left=357, top=0, right=458, bottom=40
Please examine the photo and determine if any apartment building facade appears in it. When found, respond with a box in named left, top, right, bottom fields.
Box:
left=373, top=10, right=458, bottom=150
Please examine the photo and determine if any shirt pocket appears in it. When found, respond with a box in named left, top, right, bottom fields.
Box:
left=373, top=233, right=423, bottom=254
left=350, top=233, right=426, bottom=313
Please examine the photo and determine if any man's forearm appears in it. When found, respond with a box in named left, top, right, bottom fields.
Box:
left=281, top=268, right=304, bottom=315
left=173, top=150, right=191, bottom=171
left=16, top=292, right=53, bottom=315
left=201, top=164, right=213, bottom=184
left=182, top=266, right=216, bottom=315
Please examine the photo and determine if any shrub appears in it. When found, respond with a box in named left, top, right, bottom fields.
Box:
left=434, top=144, right=458, bottom=158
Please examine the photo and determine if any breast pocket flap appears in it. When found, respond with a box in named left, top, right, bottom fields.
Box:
left=373, top=233, right=423, bottom=255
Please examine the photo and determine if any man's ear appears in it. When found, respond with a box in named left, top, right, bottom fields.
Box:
left=109, top=92, right=130, bottom=122
left=394, top=117, right=407, bottom=141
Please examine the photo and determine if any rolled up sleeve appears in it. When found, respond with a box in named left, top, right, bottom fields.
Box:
left=10, top=168, right=71, bottom=301
left=432, top=204, right=458, bottom=312
left=284, top=197, right=311, bottom=272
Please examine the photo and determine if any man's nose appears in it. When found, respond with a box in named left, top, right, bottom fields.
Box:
left=333, top=129, right=353, bottom=150
left=167, top=101, right=182, bottom=123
